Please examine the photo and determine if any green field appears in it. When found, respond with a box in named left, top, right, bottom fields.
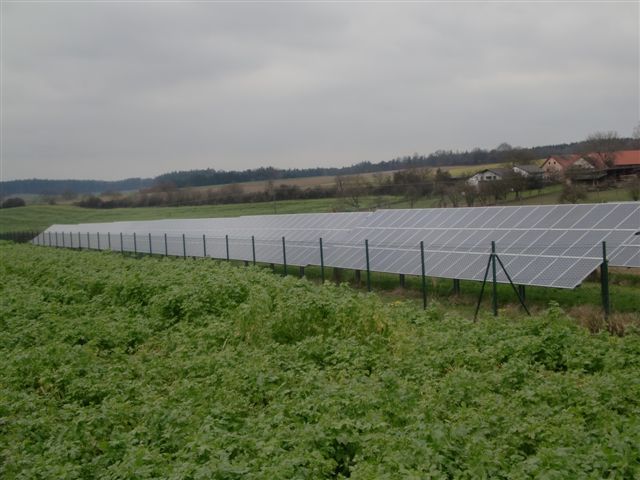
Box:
left=1, top=243, right=640, bottom=478
left=2, top=184, right=635, bottom=234
left=0, top=197, right=396, bottom=233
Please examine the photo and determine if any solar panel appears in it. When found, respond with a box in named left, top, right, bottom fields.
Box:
left=313, top=203, right=639, bottom=288
left=35, top=202, right=639, bottom=289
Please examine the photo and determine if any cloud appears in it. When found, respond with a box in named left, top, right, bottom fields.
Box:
left=2, top=2, right=638, bottom=180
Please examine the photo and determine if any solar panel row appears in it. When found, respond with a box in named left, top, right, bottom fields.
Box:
left=35, top=202, right=639, bottom=289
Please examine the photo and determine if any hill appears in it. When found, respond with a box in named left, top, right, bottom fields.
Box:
left=4, top=137, right=639, bottom=196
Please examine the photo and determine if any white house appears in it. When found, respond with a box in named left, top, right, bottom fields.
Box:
left=466, top=168, right=512, bottom=186
left=513, top=164, right=544, bottom=178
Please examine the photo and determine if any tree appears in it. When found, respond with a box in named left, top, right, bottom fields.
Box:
left=628, top=176, right=640, bottom=201
left=479, top=179, right=509, bottom=204
left=1, top=197, right=26, bottom=208
left=445, top=185, right=462, bottom=207
left=335, top=174, right=368, bottom=209
left=559, top=183, right=588, bottom=203
left=392, top=167, right=432, bottom=197
left=503, top=171, right=527, bottom=200
left=583, top=131, right=621, bottom=168
left=461, top=183, right=478, bottom=207
left=496, top=142, right=513, bottom=152
left=433, top=168, right=452, bottom=206
left=506, top=148, right=536, bottom=165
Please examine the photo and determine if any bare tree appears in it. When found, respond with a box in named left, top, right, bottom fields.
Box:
left=461, top=183, right=478, bottom=207
left=583, top=131, right=621, bottom=168
left=335, top=174, right=368, bottom=209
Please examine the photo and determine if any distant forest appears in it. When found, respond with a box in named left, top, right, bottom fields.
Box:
left=3, top=137, right=638, bottom=196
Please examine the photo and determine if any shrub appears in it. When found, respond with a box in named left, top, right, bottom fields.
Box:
left=1, top=197, right=26, bottom=208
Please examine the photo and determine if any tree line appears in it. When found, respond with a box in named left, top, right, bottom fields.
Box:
left=4, top=136, right=639, bottom=197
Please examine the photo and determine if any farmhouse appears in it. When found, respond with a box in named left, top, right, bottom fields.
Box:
left=466, top=168, right=512, bottom=186
left=606, top=150, right=640, bottom=177
left=541, top=150, right=640, bottom=181
left=541, top=154, right=594, bottom=177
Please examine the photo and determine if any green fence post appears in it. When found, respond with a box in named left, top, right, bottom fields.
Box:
left=120, top=232, right=124, bottom=254
left=202, top=234, right=207, bottom=257
left=601, top=241, right=610, bottom=319
left=282, top=236, right=287, bottom=276
left=420, top=241, right=427, bottom=309
left=97, top=233, right=101, bottom=250
left=149, top=233, right=153, bottom=255
left=319, top=237, right=325, bottom=283
left=225, top=234, right=230, bottom=261
left=491, top=241, right=498, bottom=316
left=251, top=235, right=256, bottom=265
left=62, top=232, right=66, bottom=248
left=182, top=234, right=186, bottom=259
left=69, top=232, right=72, bottom=249
left=47, top=231, right=51, bottom=246
left=365, top=239, right=371, bottom=292
left=87, top=232, right=91, bottom=250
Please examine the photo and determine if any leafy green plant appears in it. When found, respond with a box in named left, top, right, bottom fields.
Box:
left=1, top=243, right=639, bottom=478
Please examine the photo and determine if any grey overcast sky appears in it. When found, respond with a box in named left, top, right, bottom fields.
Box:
left=1, top=1, right=638, bottom=181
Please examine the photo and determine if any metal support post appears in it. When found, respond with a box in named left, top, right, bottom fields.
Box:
left=420, top=241, right=427, bottom=309
left=48, top=231, right=52, bottom=246
left=182, top=234, right=186, bottom=259
left=365, top=239, right=371, bottom=292
left=97, top=233, right=101, bottom=250
left=62, top=232, right=66, bottom=248
left=120, top=232, right=124, bottom=254
left=399, top=274, right=405, bottom=288
left=355, top=270, right=361, bottom=285
left=299, top=266, right=305, bottom=278
left=518, top=285, right=525, bottom=302
left=225, top=235, right=230, bottom=261
left=87, top=232, right=91, bottom=250
left=282, top=236, right=287, bottom=276
left=453, top=279, right=460, bottom=295
left=108, top=232, right=111, bottom=250
left=164, top=233, right=168, bottom=256
left=251, top=236, right=256, bottom=265
left=78, top=232, right=81, bottom=250
left=319, top=237, right=325, bottom=283
left=202, top=234, right=207, bottom=257
left=133, top=232, right=137, bottom=255
left=69, top=232, right=73, bottom=249
left=491, top=241, right=498, bottom=316
left=149, top=233, right=153, bottom=255
left=601, top=241, right=610, bottom=318
left=55, top=232, right=59, bottom=247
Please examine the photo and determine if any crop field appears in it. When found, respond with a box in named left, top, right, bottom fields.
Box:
left=1, top=242, right=639, bottom=478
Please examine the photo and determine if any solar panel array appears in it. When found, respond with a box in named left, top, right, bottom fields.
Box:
left=34, top=202, right=639, bottom=289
